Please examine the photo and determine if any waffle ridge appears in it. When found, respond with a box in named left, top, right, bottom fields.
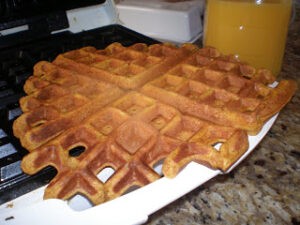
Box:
left=14, top=43, right=297, bottom=205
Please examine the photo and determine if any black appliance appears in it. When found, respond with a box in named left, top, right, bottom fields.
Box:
left=0, top=0, right=158, bottom=204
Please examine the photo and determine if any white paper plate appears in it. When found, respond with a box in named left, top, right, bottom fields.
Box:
left=0, top=112, right=278, bottom=225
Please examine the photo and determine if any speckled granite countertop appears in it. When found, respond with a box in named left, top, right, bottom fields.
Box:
left=146, top=5, right=300, bottom=225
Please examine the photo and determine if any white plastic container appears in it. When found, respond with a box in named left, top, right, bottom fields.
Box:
left=116, top=0, right=205, bottom=43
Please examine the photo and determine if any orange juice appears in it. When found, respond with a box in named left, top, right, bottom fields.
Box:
left=203, top=0, right=292, bottom=76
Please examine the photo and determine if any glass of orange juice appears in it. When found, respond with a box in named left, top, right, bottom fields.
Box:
left=203, top=0, right=292, bottom=76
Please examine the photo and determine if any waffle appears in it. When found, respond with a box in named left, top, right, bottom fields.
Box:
left=13, top=43, right=297, bottom=205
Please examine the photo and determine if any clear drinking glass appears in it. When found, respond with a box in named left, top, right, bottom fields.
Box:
left=203, top=0, right=292, bottom=76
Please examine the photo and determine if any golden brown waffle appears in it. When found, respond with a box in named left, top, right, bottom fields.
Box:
left=14, top=43, right=297, bottom=205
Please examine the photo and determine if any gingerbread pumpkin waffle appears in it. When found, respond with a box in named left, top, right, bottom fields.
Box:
left=13, top=43, right=297, bottom=205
